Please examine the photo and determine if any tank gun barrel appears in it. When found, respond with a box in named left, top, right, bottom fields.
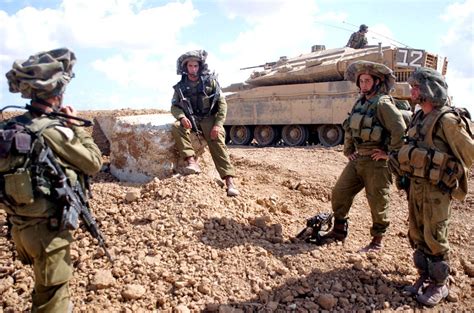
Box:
left=240, top=61, right=277, bottom=71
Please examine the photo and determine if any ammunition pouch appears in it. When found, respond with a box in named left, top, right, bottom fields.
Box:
left=4, top=169, right=34, bottom=205
left=349, top=112, right=383, bottom=144
left=397, top=144, right=462, bottom=192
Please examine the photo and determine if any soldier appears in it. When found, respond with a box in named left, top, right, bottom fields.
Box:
left=396, top=67, right=474, bottom=306
left=1, top=48, right=102, bottom=312
left=171, top=50, right=239, bottom=197
left=319, top=61, right=406, bottom=252
left=346, top=24, right=368, bottom=49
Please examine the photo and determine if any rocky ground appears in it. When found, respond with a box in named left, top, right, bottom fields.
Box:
left=0, top=109, right=473, bottom=312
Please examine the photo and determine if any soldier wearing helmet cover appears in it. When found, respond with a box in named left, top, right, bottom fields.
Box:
left=395, top=67, right=474, bottom=307
left=171, top=50, right=239, bottom=196
left=1, top=48, right=102, bottom=312
left=319, top=61, right=406, bottom=252
left=346, top=24, right=369, bottom=49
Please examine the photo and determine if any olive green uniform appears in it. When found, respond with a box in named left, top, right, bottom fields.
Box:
left=1, top=112, right=102, bottom=312
left=171, top=76, right=235, bottom=178
left=331, top=93, right=406, bottom=237
left=401, top=108, right=473, bottom=265
left=346, top=31, right=368, bottom=49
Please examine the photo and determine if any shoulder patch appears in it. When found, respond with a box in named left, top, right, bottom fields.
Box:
left=54, top=126, right=75, bottom=141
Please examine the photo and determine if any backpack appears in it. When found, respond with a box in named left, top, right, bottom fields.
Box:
left=0, top=115, right=59, bottom=207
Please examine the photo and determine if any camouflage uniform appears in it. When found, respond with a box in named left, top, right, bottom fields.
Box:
left=323, top=61, right=406, bottom=249
left=171, top=51, right=235, bottom=179
left=1, top=48, right=102, bottom=312
left=346, top=31, right=368, bottom=49
left=396, top=67, right=474, bottom=306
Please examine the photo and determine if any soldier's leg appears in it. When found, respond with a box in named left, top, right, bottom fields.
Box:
left=411, top=183, right=451, bottom=306
left=331, top=159, right=364, bottom=220
left=403, top=249, right=430, bottom=296
left=361, top=159, right=391, bottom=237
left=171, top=120, right=196, bottom=160
left=320, top=160, right=364, bottom=243
left=16, top=223, right=74, bottom=313
left=199, top=117, right=235, bottom=179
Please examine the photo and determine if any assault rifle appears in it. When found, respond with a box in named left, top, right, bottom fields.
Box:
left=296, top=212, right=333, bottom=244
left=175, top=87, right=203, bottom=143
left=38, top=145, right=113, bottom=263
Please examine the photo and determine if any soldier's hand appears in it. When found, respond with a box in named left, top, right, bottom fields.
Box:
left=347, top=152, right=358, bottom=161
left=371, top=149, right=388, bottom=161
left=60, top=105, right=79, bottom=126
left=180, top=117, right=192, bottom=129
left=210, top=125, right=220, bottom=140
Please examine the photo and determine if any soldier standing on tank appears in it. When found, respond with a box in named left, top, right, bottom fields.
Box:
left=318, top=61, right=406, bottom=252
left=1, top=48, right=103, bottom=312
left=171, top=50, right=239, bottom=197
left=346, top=24, right=368, bottom=49
left=394, top=68, right=474, bottom=307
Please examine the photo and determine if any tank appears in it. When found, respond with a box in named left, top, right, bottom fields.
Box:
left=223, top=44, right=448, bottom=147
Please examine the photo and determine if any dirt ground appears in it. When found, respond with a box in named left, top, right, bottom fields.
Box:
left=0, top=110, right=473, bottom=312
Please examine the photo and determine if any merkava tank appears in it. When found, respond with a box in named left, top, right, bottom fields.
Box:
left=223, top=44, right=448, bottom=147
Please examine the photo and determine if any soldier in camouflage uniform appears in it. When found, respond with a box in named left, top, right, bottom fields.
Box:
left=319, top=61, right=406, bottom=252
left=1, top=48, right=102, bottom=312
left=171, top=50, right=239, bottom=196
left=346, top=24, right=368, bottom=49
left=395, top=67, right=474, bottom=307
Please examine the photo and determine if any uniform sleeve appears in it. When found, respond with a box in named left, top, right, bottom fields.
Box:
left=171, top=89, right=186, bottom=120
left=439, top=114, right=474, bottom=200
left=441, top=114, right=474, bottom=170
left=342, top=116, right=355, bottom=156
left=43, top=126, right=102, bottom=176
left=346, top=33, right=355, bottom=47
left=212, top=80, right=227, bottom=127
left=377, top=98, right=406, bottom=152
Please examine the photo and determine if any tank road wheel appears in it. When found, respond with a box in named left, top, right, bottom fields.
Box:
left=281, top=125, right=308, bottom=146
left=254, top=125, right=279, bottom=147
left=318, top=124, right=344, bottom=147
left=229, top=125, right=253, bottom=145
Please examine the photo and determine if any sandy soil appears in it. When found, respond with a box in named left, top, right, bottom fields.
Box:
left=0, top=109, right=473, bottom=312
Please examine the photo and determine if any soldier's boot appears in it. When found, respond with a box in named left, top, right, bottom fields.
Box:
left=184, top=156, right=201, bottom=175
left=417, top=260, right=450, bottom=307
left=403, top=273, right=429, bottom=296
left=403, top=250, right=429, bottom=296
left=358, top=235, right=383, bottom=253
left=317, top=218, right=348, bottom=245
left=225, top=176, right=240, bottom=197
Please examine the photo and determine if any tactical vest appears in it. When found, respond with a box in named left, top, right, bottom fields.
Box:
left=347, top=94, right=386, bottom=146
left=0, top=115, right=63, bottom=217
left=174, top=75, right=219, bottom=117
left=397, top=106, right=469, bottom=191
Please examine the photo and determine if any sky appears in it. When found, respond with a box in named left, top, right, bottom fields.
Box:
left=0, top=0, right=473, bottom=115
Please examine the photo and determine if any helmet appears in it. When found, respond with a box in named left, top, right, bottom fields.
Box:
left=345, top=60, right=395, bottom=92
left=5, top=48, right=76, bottom=100
left=359, top=24, right=368, bottom=32
left=176, top=50, right=208, bottom=75
left=407, top=67, right=448, bottom=107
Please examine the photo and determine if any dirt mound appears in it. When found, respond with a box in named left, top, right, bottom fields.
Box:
left=0, top=117, right=473, bottom=311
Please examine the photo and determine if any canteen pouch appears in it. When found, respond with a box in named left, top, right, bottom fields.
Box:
left=349, top=113, right=364, bottom=130
left=429, top=151, right=449, bottom=184
left=362, top=115, right=373, bottom=128
left=370, top=126, right=383, bottom=142
left=4, top=169, right=34, bottom=205
left=398, top=145, right=414, bottom=173
left=360, top=128, right=371, bottom=141
left=410, top=148, right=429, bottom=178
